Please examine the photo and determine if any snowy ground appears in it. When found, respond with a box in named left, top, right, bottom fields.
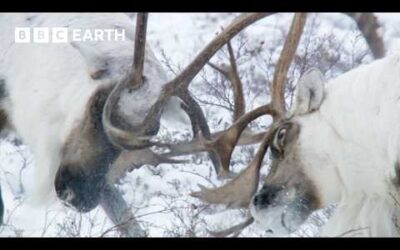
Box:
left=0, top=13, right=400, bottom=237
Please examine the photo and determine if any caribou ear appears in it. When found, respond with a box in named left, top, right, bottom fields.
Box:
left=289, top=68, right=325, bottom=117
left=71, top=42, right=109, bottom=80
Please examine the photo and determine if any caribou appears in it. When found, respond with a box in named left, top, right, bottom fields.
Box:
left=0, top=12, right=394, bottom=237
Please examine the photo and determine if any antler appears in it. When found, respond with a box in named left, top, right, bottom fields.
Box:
left=345, top=13, right=385, bottom=59
left=103, top=13, right=306, bottom=210
left=137, top=13, right=274, bottom=138
left=188, top=12, right=308, bottom=237
left=208, top=41, right=246, bottom=122
left=106, top=12, right=307, bottom=199
left=190, top=121, right=280, bottom=208
left=207, top=217, right=254, bottom=237
left=103, top=13, right=275, bottom=183
left=106, top=148, right=188, bottom=185
left=131, top=13, right=148, bottom=87
left=189, top=12, right=308, bottom=208
left=104, top=12, right=387, bottom=237
left=177, top=89, right=224, bottom=175
left=102, top=13, right=273, bottom=152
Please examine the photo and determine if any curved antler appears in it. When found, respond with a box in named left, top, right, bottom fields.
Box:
left=190, top=12, right=308, bottom=208
left=131, top=13, right=148, bottom=87
left=102, top=13, right=274, bottom=151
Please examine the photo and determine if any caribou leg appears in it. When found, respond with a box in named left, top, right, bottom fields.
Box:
left=100, top=185, right=145, bottom=237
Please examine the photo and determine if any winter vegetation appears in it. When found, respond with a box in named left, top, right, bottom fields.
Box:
left=0, top=12, right=400, bottom=237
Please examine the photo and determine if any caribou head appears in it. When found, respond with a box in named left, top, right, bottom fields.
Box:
left=250, top=68, right=326, bottom=235
left=54, top=14, right=172, bottom=211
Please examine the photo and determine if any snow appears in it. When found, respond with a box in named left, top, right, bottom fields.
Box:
left=0, top=12, right=399, bottom=237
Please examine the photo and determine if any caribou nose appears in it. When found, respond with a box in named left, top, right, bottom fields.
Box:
left=253, top=194, right=261, bottom=206
left=253, top=193, right=269, bottom=207
left=253, top=185, right=282, bottom=208
left=56, top=181, right=72, bottom=201
left=59, top=187, right=75, bottom=203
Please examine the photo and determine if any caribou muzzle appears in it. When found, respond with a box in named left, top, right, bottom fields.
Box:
left=55, top=163, right=108, bottom=212
left=250, top=183, right=317, bottom=235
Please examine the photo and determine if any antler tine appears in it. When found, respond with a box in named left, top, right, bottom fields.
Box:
left=207, top=217, right=254, bottom=237
left=208, top=41, right=245, bottom=122
left=205, top=104, right=276, bottom=177
left=271, top=13, right=307, bottom=119
left=132, top=12, right=149, bottom=87
left=345, top=13, right=385, bottom=59
left=160, top=131, right=265, bottom=158
left=106, top=148, right=188, bottom=185
left=190, top=122, right=280, bottom=207
left=178, top=89, right=223, bottom=175
left=204, top=40, right=249, bottom=177
left=226, top=41, right=246, bottom=121
left=190, top=13, right=308, bottom=211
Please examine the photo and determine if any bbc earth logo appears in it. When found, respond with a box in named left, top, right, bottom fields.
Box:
left=15, top=27, right=126, bottom=43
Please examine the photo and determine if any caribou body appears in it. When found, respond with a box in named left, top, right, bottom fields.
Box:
left=250, top=55, right=400, bottom=237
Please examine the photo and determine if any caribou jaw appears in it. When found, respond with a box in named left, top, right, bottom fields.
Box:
left=249, top=185, right=317, bottom=235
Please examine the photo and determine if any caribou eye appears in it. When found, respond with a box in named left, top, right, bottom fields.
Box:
left=271, top=126, right=288, bottom=159
left=276, top=127, right=287, bottom=147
